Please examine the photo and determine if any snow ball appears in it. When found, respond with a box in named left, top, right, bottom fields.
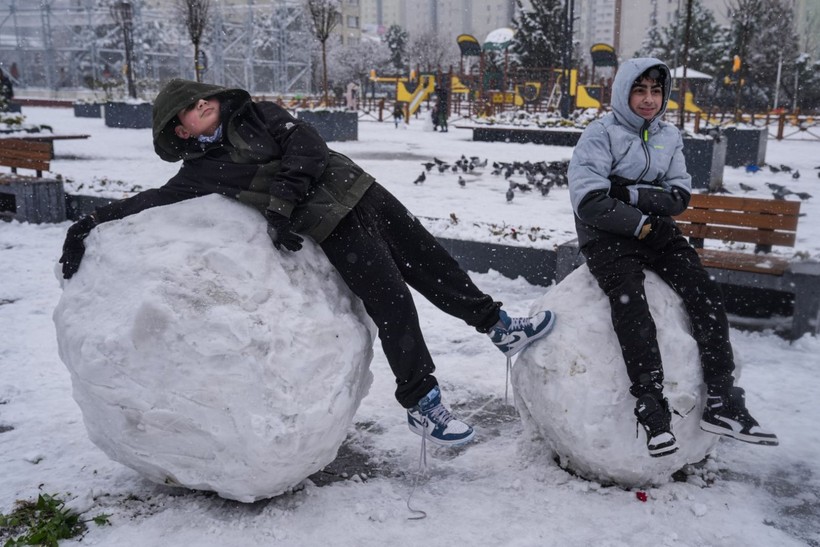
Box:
left=53, top=195, right=375, bottom=502
left=512, top=264, right=726, bottom=487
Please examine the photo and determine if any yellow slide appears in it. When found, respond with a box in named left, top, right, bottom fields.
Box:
left=397, top=75, right=436, bottom=116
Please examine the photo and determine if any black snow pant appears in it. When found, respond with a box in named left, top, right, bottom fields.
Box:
left=582, top=227, right=736, bottom=399
left=320, top=183, right=502, bottom=408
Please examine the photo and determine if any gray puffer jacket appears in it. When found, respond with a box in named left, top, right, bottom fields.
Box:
left=568, top=58, right=691, bottom=248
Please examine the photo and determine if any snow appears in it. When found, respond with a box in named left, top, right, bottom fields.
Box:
left=52, top=196, right=375, bottom=502
left=1, top=106, right=819, bottom=546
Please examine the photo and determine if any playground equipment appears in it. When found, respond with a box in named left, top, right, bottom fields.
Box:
left=397, top=74, right=436, bottom=116
left=668, top=90, right=703, bottom=114
left=369, top=71, right=436, bottom=118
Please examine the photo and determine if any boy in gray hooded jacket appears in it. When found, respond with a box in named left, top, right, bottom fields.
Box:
left=568, top=58, right=777, bottom=457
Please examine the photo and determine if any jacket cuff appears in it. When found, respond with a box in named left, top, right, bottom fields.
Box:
left=266, top=197, right=295, bottom=219
left=634, top=215, right=649, bottom=238
left=628, top=187, right=639, bottom=206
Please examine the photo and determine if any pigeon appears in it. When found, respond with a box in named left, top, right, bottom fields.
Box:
left=768, top=165, right=781, bottom=173
left=458, top=176, right=466, bottom=187
left=413, top=171, right=426, bottom=184
left=772, top=188, right=793, bottom=200
left=506, top=187, right=514, bottom=203
left=745, top=164, right=760, bottom=173
left=421, top=162, right=435, bottom=172
left=766, top=182, right=788, bottom=192
left=433, top=157, right=446, bottom=165
left=779, top=164, right=792, bottom=173
left=437, top=163, right=450, bottom=174
left=739, top=182, right=755, bottom=192
left=792, top=170, right=800, bottom=179
left=794, top=192, right=812, bottom=200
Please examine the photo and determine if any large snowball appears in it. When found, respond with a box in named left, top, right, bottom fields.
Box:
left=53, top=195, right=375, bottom=502
left=513, top=264, right=728, bottom=487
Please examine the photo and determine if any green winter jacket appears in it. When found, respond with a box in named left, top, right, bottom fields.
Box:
left=93, top=79, right=374, bottom=242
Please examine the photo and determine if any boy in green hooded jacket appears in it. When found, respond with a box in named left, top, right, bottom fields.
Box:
left=59, top=79, right=556, bottom=448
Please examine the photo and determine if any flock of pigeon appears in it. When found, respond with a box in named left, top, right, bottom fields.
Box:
left=413, top=156, right=571, bottom=203
left=413, top=156, right=817, bottom=204
left=739, top=163, right=817, bottom=201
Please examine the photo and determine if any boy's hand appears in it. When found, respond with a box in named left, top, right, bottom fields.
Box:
left=60, top=215, right=97, bottom=279
left=639, top=216, right=677, bottom=250
left=608, top=184, right=631, bottom=204
left=265, top=210, right=303, bottom=252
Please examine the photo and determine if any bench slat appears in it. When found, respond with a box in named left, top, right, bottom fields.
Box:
left=677, top=208, right=799, bottom=231
left=687, top=193, right=801, bottom=215
left=679, top=223, right=796, bottom=247
left=696, top=249, right=791, bottom=275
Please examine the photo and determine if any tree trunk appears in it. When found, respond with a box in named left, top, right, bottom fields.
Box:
left=322, top=41, right=329, bottom=106
left=194, top=43, right=202, bottom=83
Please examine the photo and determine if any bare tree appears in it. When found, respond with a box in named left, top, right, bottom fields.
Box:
left=178, top=0, right=211, bottom=83
left=306, top=0, right=341, bottom=105
left=110, top=1, right=137, bottom=98
left=407, top=31, right=458, bottom=72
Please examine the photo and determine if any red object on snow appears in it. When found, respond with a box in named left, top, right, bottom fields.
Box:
left=636, top=491, right=648, bottom=502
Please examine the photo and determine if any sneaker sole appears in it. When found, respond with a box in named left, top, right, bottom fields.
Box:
left=504, top=311, right=557, bottom=358
left=407, top=423, right=476, bottom=447
left=649, top=445, right=679, bottom=458
left=699, top=421, right=779, bottom=446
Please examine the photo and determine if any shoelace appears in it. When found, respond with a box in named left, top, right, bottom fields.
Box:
left=406, top=417, right=429, bottom=520
left=504, top=355, right=512, bottom=405
left=507, top=316, right=532, bottom=331
left=423, top=403, right=453, bottom=426
left=635, top=402, right=695, bottom=438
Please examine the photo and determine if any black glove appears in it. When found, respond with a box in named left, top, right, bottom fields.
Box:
left=60, top=215, right=97, bottom=279
left=265, top=209, right=303, bottom=252
left=639, top=216, right=677, bottom=251
left=608, top=184, right=631, bottom=204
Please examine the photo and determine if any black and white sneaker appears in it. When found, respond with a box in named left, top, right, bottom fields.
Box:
left=407, top=386, right=475, bottom=447
left=700, top=387, right=779, bottom=446
left=634, top=392, right=679, bottom=457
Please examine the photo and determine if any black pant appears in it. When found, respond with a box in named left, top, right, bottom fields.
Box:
left=320, top=183, right=501, bottom=408
left=583, top=228, right=735, bottom=398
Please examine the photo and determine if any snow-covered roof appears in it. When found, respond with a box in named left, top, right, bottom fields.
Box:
left=669, top=67, right=714, bottom=80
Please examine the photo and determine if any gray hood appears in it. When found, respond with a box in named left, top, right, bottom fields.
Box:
left=611, top=58, right=671, bottom=133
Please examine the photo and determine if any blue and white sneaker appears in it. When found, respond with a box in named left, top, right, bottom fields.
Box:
left=407, top=386, right=475, bottom=447
left=488, top=309, right=556, bottom=357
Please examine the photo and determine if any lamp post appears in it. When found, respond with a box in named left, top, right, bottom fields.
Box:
left=111, top=1, right=137, bottom=99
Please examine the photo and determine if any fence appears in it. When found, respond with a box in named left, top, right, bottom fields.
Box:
left=692, top=110, right=820, bottom=142
left=0, top=0, right=313, bottom=98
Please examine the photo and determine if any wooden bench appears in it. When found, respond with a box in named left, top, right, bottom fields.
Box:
left=676, top=193, right=799, bottom=275
left=0, top=138, right=53, bottom=177
left=0, top=138, right=66, bottom=222
left=555, top=193, right=820, bottom=340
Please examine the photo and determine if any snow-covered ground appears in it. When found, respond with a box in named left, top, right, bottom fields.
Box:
left=1, top=106, right=819, bottom=546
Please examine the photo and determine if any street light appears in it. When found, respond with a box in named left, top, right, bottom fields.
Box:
left=111, top=1, right=137, bottom=99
